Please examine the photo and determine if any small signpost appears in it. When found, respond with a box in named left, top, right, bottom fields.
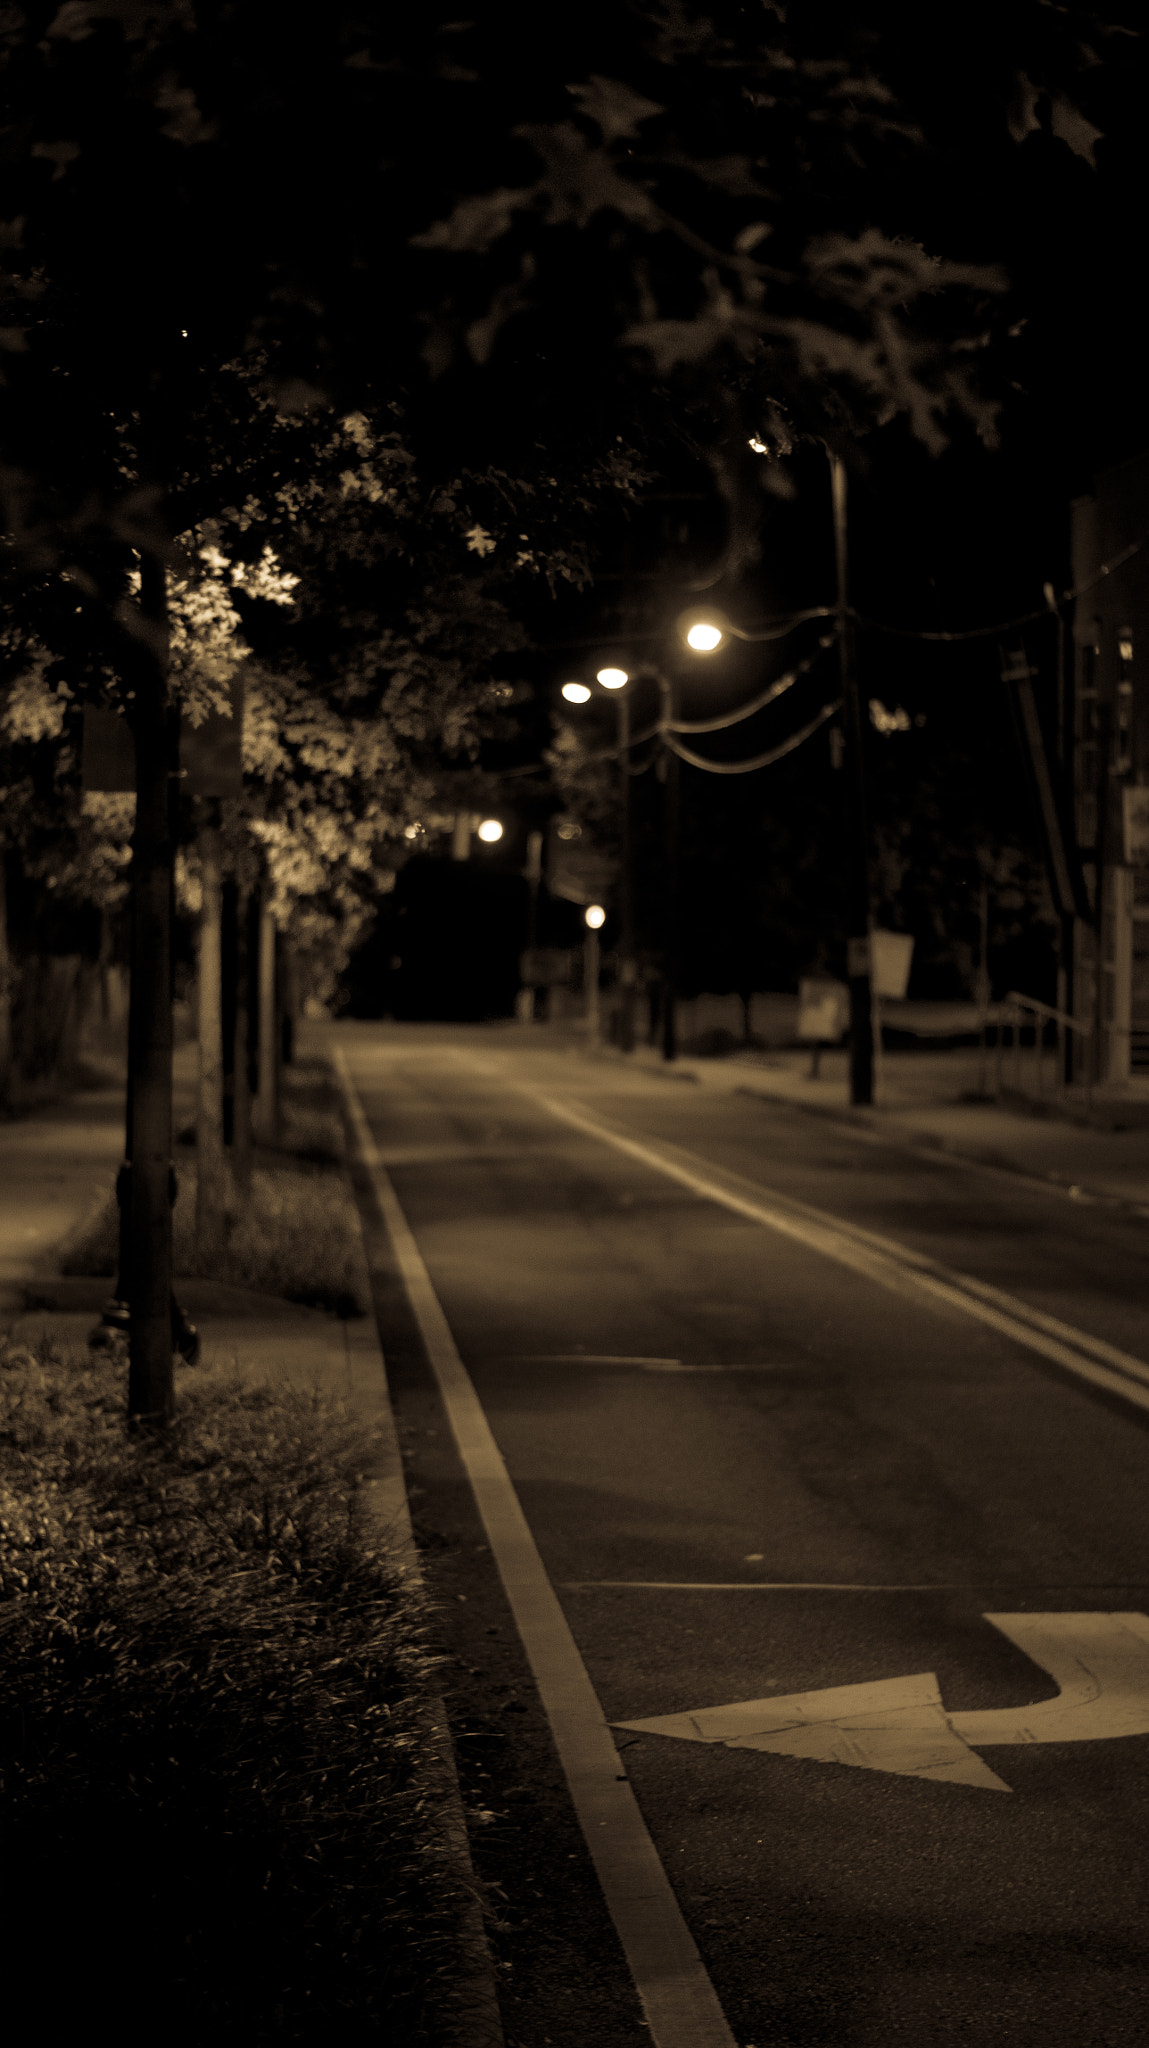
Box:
left=797, top=978, right=849, bottom=1077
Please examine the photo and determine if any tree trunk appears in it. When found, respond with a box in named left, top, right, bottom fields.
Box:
left=279, top=940, right=297, bottom=1069
left=254, top=889, right=278, bottom=1146
left=231, top=883, right=253, bottom=1198
left=194, top=802, right=227, bottom=1266
left=0, top=852, right=12, bottom=1111
left=126, top=550, right=176, bottom=1424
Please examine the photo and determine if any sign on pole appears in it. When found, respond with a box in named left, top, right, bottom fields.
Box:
left=797, top=978, right=849, bottom=1043
left=870, top=929, right=914, bottom=1001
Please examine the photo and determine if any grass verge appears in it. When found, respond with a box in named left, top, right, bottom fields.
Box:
left=62, top=1063, right=367, bottom=1317
left=0, top=1334, right=468, bottom=2044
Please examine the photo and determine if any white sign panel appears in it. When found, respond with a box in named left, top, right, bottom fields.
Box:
left=870, top=929, right=914, bottom=1000
left=797, top=978, right=849, bottom=1043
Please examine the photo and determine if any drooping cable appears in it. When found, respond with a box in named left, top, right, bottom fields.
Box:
left=664, top=699, right=842, bottom=774
left=670, top=633, right=837, bottom=734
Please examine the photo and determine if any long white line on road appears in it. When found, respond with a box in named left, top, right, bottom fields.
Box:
left=520, top=1087, right=1149, bottom=1419
left=333, top=1050, right=738, bottom=2048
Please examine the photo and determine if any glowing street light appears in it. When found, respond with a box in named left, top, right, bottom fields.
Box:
left=562, top=680, right=592, bottom=703
left=477, top=818, right=503, bottom=843
left=584, top=903, right=606, bottom=930
left=596, top=666, right=628, bottom=689
left=686, top=622, right=723, bottom=652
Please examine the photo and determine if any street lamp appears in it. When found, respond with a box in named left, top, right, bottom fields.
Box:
left=676, top=609, right=728, bottom=656
left=685, top=622, right=723, bottom=653
left=559, top=664, right=638, bottom=1052
left=476, top=818, right=503, bottom=843
left=584, top=903, right=605, bottom=1047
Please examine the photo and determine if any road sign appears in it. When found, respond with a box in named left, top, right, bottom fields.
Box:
left=613, top=1613, right=1149, bottom=1794
left=870, top=928, right=914, bottom=1000
left=797, top=978, right=848, bottom=1042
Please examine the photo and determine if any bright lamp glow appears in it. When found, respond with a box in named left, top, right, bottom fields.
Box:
left=584, top=904, right=606, bottom=929
left=562, top=681, right=592, bottom=703
left=477, top=818, right=503, bottom=843
left=686, top=622, right=723, bottom=652
left=596, top=666, right=628, bottom=689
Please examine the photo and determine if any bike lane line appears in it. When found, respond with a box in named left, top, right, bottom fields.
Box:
left=333, top=1047, right=738, bottom=2048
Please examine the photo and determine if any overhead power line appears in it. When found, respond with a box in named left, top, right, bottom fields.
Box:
left=665, top=699, right=842, bottom=774
left=670, top=633, right=837, bottom=733
left=856, top=529, right=1149, bottom=643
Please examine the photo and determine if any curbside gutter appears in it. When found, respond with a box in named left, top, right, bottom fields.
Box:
left=329, top=1055, right=507, bottom=2048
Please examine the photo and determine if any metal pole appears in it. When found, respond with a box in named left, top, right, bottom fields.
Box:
left=584, top=928, right=601, bottom=1048
left=659, top=670, right=680, bottom=1063
left=976, top=873, right=990, bottom=1097
left=830, top=453, right=874, bottom=1106
left=618, top=689, right=636, bottom=1052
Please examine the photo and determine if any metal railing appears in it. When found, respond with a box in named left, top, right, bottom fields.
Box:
left=989, top=990, right=1093, bottom=1113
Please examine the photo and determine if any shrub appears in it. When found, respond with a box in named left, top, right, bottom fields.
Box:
left=0, top=1334, right=464, bottom=2044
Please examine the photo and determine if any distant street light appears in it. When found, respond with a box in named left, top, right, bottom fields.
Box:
left=677, top=610, right=728, bottom=655
left=583, top=906, right=604, bottom=1047
left=561, top=667, right=637, bottom=1051
left=477, top=818, right=503, bottom=843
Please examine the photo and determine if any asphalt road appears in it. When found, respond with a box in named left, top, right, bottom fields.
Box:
left=336, top=1021, right=1149, bottom=2048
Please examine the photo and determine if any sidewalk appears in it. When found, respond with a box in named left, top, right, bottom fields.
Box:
left=580, top=1030, right=1149, bottom=1214
left=0, top=1074, right=409, bottom=1544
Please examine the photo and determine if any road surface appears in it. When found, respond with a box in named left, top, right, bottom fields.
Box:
left=333, top=1021, right=1149, bottom=2048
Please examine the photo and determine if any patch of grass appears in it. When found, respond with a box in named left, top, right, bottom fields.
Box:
left=0, top=1333, right=468, bottom=2044
left=63, top=1159, right=368, bottom=1317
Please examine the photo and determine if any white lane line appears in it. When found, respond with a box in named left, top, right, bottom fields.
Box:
left=510, top=1353, right=685, bottom=1368
left=333, top=1050, right=737, bottom=2048
left=519, top=1088, right=1149, bottom=1419
left=564, top=1581, right=1149, bottom=1592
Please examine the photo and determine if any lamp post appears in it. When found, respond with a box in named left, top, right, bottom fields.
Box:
left=829, top=454, right=875, bottom=1106
left=596, top=666, right=636, bottom=1051
left=561, top=668, right=637, bottom=1052
left=584, top=902, right=605, bottom=1046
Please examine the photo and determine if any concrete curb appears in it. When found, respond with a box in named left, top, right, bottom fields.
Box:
left=329, top=1055, right=507, bottom=2048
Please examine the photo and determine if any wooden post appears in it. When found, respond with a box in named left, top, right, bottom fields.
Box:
left=194, top=801, right=227, bottom=1265
left=125, top=549, right=176, bottom=1423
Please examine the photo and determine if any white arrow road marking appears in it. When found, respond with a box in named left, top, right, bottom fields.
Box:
left=616, top=1669, right=1011, bottom=1792
left=951, top=1612, right=1149, bottom=1746
left=614, top=1614, right=1149, bottom=1793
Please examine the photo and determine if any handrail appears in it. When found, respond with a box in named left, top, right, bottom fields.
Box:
left=1002, top=989, right=1091, bottom=1036
left=993, top=991, right=1093, bottom=1112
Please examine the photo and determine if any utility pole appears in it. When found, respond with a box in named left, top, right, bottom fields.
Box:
left=617, top=684, right=637, bottom=1051
left=658, top=668, right=681, bottom=1062
left=830, top=453, right=875, bottom=1106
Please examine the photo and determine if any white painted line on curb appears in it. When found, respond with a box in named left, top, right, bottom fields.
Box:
left=523, top=1089, right=1149, bottom=1420
left=333, top=1049, right=737, bottom=2048
left=332, top=1072, right=505, bottom=2048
